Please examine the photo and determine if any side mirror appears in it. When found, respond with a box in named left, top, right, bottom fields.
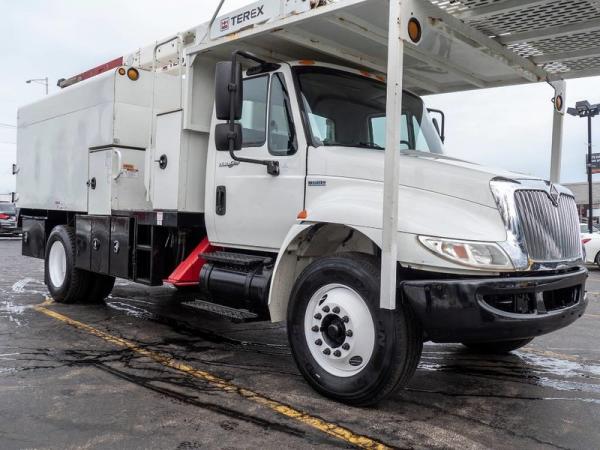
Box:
left=427, top=108, right=445, bottom=143
left=215, top=61, right=243, bottom=121
left=215, top=123, right=242, bottom=151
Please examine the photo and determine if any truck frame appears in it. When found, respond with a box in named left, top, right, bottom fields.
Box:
left=16, top=0, right=596, bottom=404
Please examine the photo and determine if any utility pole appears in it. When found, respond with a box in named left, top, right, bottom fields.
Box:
left=568, top=100, right=600, bottom=234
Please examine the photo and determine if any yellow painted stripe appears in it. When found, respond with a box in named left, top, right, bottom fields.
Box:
left=34, top=301, right=390, bottom=450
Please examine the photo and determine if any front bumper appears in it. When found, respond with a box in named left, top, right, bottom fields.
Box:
left=401, top=267, right=588, bottom=343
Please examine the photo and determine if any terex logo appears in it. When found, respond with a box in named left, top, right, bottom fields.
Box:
left=219, top=5, right=265, bottom=32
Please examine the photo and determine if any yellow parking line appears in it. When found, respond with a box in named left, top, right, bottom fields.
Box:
left=34, top=301, right=390, bottom=450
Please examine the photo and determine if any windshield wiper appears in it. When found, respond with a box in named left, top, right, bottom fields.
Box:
left=356, top=141, right=384, bottom=150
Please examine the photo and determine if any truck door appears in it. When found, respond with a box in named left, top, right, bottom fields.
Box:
left=209, top=68, right=306, bottom=251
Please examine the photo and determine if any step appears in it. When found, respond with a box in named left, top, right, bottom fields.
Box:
left=200, top=251, right=272, bottom=268
left=182, top=299, right=258, bottom=322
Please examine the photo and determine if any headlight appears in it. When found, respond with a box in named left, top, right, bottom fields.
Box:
left=418, top=236, right=513, bottom=270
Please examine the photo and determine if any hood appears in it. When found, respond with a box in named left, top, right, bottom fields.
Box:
left=309, top=146, right=542, bottom=208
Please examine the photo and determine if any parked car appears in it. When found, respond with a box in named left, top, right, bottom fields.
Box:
left=581, top=223, right=600, bottom=266
left=0, top=203, right=18, bottom=236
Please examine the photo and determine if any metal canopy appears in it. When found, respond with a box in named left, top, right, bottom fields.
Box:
left=186, top=0, right=600, bottom=96
left=433, top=0, right=600, bottom=82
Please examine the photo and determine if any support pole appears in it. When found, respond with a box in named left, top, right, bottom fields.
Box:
left=588, top=115, right=594, bottom=234
left=549, top=80, right=566, bottom=183
left=380, top=0, right=404, bottom=310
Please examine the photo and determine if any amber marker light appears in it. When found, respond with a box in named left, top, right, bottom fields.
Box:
left=118, top=67, right=126, bottom=76
left=555, top=95, right=563, bottom=112
left=127, top=68, right=139, bottom=81
left=408, top=17, right=422, bottom=43
left=297, top=210, right=308, bottom=219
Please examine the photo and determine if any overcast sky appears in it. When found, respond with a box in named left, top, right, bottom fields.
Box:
left=2, top=0, right=600, bottom=196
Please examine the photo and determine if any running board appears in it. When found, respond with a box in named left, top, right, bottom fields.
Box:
left=181, top=299, right=259, bottom=323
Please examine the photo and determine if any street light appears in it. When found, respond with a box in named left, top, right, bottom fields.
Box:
left=567, top=100, right=600, bottom=234
left=25, top=77, right=49, bottom=95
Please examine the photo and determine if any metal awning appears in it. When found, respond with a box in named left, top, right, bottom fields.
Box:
left=186, top=0, right=600, bottom=96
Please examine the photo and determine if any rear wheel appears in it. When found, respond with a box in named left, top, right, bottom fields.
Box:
left=45, top=225, right=91, bottom=304
left=287, top=253, right=422, bottom=406
left=462, top=338, right=533, bottom=354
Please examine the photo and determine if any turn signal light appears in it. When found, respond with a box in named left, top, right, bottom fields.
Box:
left=127, top=68, right=139, bottom=81
left=297, top=210, right=308, bottom=219
left=407, top=18, right=422, bottom=43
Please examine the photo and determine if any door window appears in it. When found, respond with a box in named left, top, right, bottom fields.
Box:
left=268, top=74, right=296, bottom=156
left=240, top=75, right=268, bottom=147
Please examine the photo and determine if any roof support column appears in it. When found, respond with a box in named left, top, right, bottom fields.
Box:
left=550, top=80, right=566, bottom=183
left=380, top=0, right=404, bottom=310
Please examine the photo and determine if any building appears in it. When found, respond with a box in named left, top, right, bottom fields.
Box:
left=563, top=182, right=600, bottom=223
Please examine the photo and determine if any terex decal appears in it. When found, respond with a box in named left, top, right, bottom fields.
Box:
left=211, top=1, right=275, bottom=39
left=220, top=6, right=265, bottom=32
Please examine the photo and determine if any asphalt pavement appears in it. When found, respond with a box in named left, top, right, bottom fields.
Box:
left=1, top=237, right=599, bottom=449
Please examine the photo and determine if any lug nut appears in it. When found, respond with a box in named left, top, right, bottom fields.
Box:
left=342, top=343, right=350, bottom=350
left=314, top=313, right=322, bottom=320
left=332, top=306, right=340, bottom=314
left=346, top=330, right=353, bottom=337
left=322, top=306, right=330, bottom=313
left=333, top=350, right=341, bottom=357
left=315, top=339, right=322, bottom=346
left=323, top=348, right=331, bottom=355
left=342, top=316, right=349, bottom=323
left=312, top=325, right=319, bottom=332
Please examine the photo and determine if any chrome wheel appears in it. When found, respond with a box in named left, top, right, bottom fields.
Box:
left=48, top=240, right=67, bottom=288
left=304, top=283, right=375, bottom=377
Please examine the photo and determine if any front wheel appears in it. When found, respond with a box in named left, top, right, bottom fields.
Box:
left=287, top=253, right=422, bottom=406
left=462, top=338, right=533, bottom=354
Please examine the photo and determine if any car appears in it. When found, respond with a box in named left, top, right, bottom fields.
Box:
left=0, top=203, right=18, bottom=236
left=581, top=223, right=600, bottom=267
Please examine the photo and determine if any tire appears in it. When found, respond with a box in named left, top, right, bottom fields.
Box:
left=595, top=252, right=600, bottom=269
left=45, top=225, right=92, bottom=304
left=86, top=274, right=115, bottom=304
left=462, top=338, right=533, bottom=354
left=287, top=253, right=423, bottom=406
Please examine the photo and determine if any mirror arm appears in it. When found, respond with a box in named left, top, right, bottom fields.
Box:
left=427, top=108, right=445, bottom=142
left=226, top=50, right=280, bottom=176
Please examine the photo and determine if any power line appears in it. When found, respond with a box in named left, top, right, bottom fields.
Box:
left=0, top=141, right=16, bottom=145
left=0, top=123, right=16, bottom=129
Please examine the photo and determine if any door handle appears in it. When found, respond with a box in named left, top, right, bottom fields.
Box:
left=216, top=185, right=226, bottom=216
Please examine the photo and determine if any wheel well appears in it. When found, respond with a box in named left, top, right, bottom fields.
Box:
left=268, top=223, right=379, bottom=322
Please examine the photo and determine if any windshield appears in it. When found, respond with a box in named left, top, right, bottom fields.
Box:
left=294, top=66, right=443, bottom=153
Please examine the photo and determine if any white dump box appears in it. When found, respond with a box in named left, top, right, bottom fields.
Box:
left=16, top=68, right=173, bottom=214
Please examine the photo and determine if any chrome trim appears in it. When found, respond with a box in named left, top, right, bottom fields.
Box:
left=490, top=177, right=583, bottom=271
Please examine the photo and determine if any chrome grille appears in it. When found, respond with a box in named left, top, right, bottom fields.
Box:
left=514, top=190, right=580, bottom=261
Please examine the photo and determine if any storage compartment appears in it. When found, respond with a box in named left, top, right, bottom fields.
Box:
left=76, top=215, right=131, bottom=277
left=110, top=217, right=132, bottom=278
left=151, top=110, right=208, bottom=212
left=88, top=147, right=152, bottom=215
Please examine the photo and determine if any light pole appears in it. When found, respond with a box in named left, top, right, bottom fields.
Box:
left=567, top=100, right=600, bottom=234
left=25, top=77, right=48, bottom=95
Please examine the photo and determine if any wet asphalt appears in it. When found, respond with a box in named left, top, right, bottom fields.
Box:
left=0, top=237, right=599, bottom=449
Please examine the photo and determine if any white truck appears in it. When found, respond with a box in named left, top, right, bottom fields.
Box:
left=16, top=0, right=589, bottom=405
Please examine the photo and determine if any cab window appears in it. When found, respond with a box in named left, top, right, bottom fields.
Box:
left=268, top=73, right=296, bottom=156
left=240, top=75, right=268, bottom=147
